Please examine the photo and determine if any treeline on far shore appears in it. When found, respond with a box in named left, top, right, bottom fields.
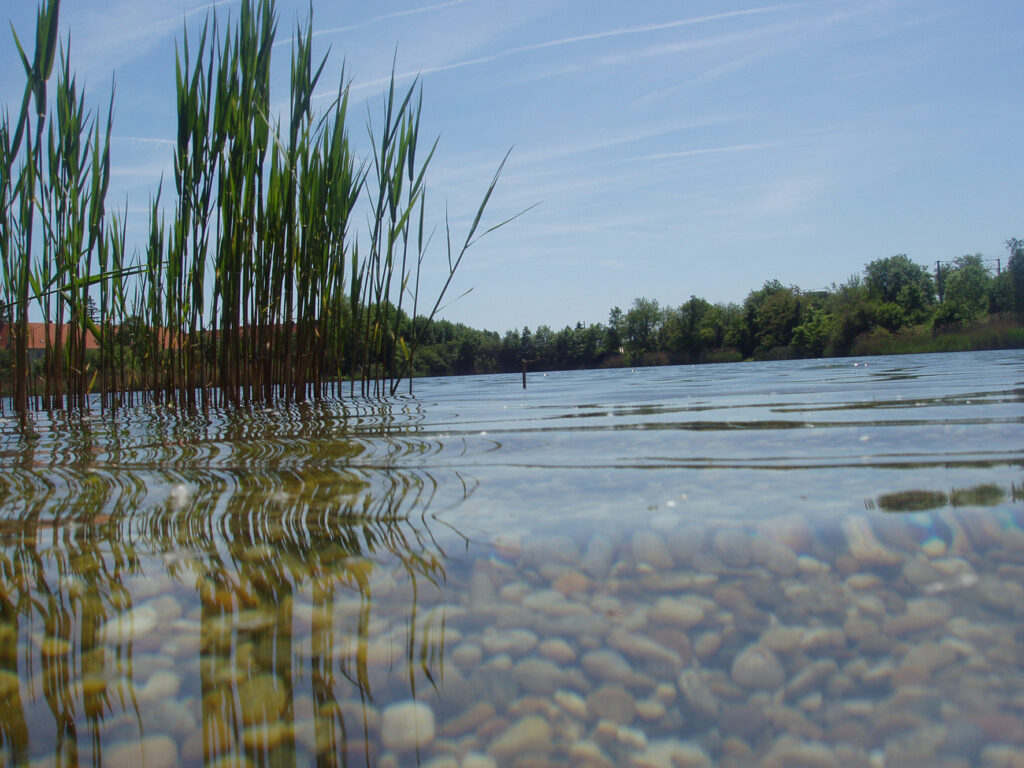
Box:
left=407, top=244, right=1024, bottom=377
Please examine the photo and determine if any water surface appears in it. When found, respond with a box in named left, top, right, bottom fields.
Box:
left=1, top=350, right=1022, bottom=767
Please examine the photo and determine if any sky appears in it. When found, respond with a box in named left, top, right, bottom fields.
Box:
left=3, top=0, right=1022, bottom=334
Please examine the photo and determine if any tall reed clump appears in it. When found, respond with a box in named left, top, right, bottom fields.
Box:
left=1, top=0, right=512, bottom=415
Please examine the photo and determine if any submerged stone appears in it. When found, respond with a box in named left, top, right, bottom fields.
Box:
left=240, top=721, right=291, bottom=750
left=104, top=736, right=178, bottom=768
left=750, top=537, right=800, bottom=576
left=538, top=637, right=575, bottom=664
left=582, top=534, right=615, bottom=580
left=554, top=689, right=587, bottom=720
left=760, top=737, right=840, bottom=768
left=586, top=684, right=635, bottom=725
left=631, top=739, right=711, bottom=768
left=712, top=528, right=751, bottom=566
left=100, top=604, right=159, bottom=645
left=760, top=624, right=804, bottom=653
left=731, top=644, right=786, bottom=689
left=441, top=701, right=494, bottom=738
left=649, top=597, right=704, bottom=628
left=482, top=628, right=537, bottom=656
left=882, top=598, right=953, bottom=636
left=236, top=674, right=288, bottom=726
left=568, top=740, right=614, bottom=768
left=631, top=530, right=673, bottom=568
left=487, top=715, right=553, bottom=761
left=380, top=700, right=435, bottom=752
left=842, top=516, right=903, bottom=567
left=513, top=656, right=567, bottom=694
left=609, top=628, right=683, bottom=669
left=137, top=670, right=181, bottom=704
left=676, top=668, right=720, bottom=720
left=582, top=649, right=638, bottom=686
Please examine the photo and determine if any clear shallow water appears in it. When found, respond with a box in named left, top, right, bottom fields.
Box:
left=1, top=350, right=1022, bottom=767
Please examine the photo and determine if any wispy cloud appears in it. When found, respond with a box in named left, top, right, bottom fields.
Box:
left=626, top=3, right=905, bottom=103
left=627, top=142, right=779, bottom=164
left=344, top=4, right=796, bottom=97
left=110, top=159, right=175, bottom=180
left=510, top=116, right=751, bottom=169
left=183, top=0, right=238, bottom=20
left=460, top=4, right=798, bottom=62
left=629, top=50, right=772, bottom=106
left=278, top=0, right=475, bottom=46
left=113, top=136, right=177, bottom=147
left=68, top=0, right=240, bottom=88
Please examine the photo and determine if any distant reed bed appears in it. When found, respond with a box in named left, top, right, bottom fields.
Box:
left=849, top=315, right=1024, bottom=357
left=0, top=0, right=513, bottom=416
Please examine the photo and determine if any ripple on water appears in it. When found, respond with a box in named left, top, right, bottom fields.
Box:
left=1, top=352, right=1023, bottom=766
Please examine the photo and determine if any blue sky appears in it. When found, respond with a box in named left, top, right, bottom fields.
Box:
left=3, top=0, right=1022, bottom=333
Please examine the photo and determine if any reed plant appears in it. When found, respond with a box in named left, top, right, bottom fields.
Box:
left=1, top=0, right=512, bottom=415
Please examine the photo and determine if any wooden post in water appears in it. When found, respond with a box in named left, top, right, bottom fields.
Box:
left=521, top=358, right=539, bottom=389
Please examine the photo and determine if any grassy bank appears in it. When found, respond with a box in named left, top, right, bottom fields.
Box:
left=848, top=315, right=1024, bottom=357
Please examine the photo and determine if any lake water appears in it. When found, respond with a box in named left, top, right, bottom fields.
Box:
left=1, top=350, right=1022, bottom=767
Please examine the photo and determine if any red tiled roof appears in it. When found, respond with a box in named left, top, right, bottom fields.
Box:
left=0, top=322, right=101, bottom=351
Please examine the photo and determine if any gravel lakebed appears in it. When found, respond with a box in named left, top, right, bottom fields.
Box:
left=7, top=504, right=1024, bottom=768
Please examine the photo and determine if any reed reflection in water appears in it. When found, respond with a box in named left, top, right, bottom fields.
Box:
left=2, top=352, right=1023, bottom=767
left=0, top=401, right=465, bottom=768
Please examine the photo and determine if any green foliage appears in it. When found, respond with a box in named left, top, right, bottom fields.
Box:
left=990, top=270, right=1015, bottom=314
left=940, top=254, right=992, bottom=323
left=873, top=301, right=905, bottom=331
left=661, top=295, right=725, bottom=360
left=605, top=307, right=624, bottom=354
left=114, top=315, right=157, bottom=350
left=734, top=280, right=806, bottom=358
left=931, top=301, right=962, bottom=329
left=1006, top=237, right=1024, bottom=316
left=864, top=254, right=935, bottom=326
left=406, top=258, right=1023, bottom=377
left=410, top=244, right=1020, bottom=376
left=791, top=308, right=835, bottom=357
left=623, top=297, right=661, bottom=360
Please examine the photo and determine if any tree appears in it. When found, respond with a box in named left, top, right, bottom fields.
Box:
left=990, top=270, right=1015, bottom=314
left=755, top=285, right=801, bottom=354
left=605, top=307, right=624, bottom=354
left=624, top=297, right=661, bottom=360
left=1006, top=238, right=1024, bottom=316
left=738, top=280, right=801, bottom=357
left=500, top=329, right=521, bottom=369
left=698, top=302, right=733, bottom=352
left=520, top=326, right=534, bottom=360
left=863, top=254, right=935, bottom=327
left=791, top=308, right=835, bottom=357
left=455, top=328, right=481, bottom=374
left=533, top=325, right=554, bottom=365
left=663, top=295, right=715, bottom=357
left=935, top=263, right=951, bottom=303
left=581, top=322, right=606, bottom=364
left=938, top=254, right=992, bottom=323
